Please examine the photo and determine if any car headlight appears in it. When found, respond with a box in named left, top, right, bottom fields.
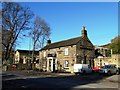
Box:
left=105, top=69, right=108, bottom=73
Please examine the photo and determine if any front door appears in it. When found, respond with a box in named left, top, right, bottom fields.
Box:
left=49, top=59, right=52, bottom=71
left=53, top=59, right=55, bottom=72
left=47, top=57, right=56, bottom=72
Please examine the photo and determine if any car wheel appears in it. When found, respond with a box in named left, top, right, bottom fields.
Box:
left=75, top=73, right=78, bottom=75
left=99, top=73, right=102, bottom=75
left=92, top=70, right=95, bottom=73
left=107, top=71, right=111, bottom=76
left=116, top=70, right=119, bottom=75
left=83, top=70, right=86, bottom=74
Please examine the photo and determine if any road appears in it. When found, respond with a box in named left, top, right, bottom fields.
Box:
left=2, top=71, right=120, bottom=89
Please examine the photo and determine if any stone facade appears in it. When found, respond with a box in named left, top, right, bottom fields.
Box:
left=94, top=54, right=120, bottom=68
left=14, top=50, right=39, bottom=64
left=95, top=46, right=111, bottom=57
left=39, top=27, right=95, bottom=73
left=40, top=45, right=77, bottom=72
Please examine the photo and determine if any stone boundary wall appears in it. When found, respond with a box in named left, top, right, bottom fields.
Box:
left=94, top=54, right=120, bottom=67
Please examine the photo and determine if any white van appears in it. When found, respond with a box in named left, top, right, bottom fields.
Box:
left=74, top=64, right=93, bottom=74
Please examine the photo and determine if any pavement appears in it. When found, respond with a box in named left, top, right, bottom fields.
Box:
left=105, top=75, right=120, bottom=83
left=2, top=70, right=74, bottom=77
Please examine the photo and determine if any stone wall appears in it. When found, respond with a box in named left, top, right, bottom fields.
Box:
left=39, top=45, right=77, bottom=73
left=111, top=54, right=120, bottom=67
left=76, top=37, right=95, bottom=67
left=39, top=41, right=95, bottom=72
left=94, top=54, right=120, bottom=67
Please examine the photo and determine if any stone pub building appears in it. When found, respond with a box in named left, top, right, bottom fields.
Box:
left=39, top=26, right=95, bottom=73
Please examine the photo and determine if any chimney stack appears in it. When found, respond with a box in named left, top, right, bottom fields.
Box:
left=82, top=26, right=87, bottom=37
left=47, top=39, right=51, bottom=45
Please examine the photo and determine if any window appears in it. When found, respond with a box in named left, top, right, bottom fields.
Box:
left=100, top=60, right=102, bottom=66
left=80, top=41, right=82, bottom=45
left=43, top=51, right=46, bottom=57
left=64, top=60, right=69, bottom=67
left=64, top=48, right=68, bottom=55
left=23, top=56, right=26, bottom=64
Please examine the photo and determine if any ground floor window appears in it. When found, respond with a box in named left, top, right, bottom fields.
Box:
left=36, top=59, right=39, bottom=63
left=100, top=60, right=102, bottom=66
left=64, top=60, right=69, bottom=67
left=43, top=60, right=47, bottom=68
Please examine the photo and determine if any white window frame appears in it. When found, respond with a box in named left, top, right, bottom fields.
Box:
left=64, top=60, right=69, bottom=67
left=43, top=51, right=46, bottom=57
left=64, top=48, right=68, bottom=55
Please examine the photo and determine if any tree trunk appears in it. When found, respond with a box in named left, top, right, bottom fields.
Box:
left=32, top=42, right=35, bottom=70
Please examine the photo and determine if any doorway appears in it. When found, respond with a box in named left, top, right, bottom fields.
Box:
left=49, top=59, right=52, bottom=71
left=53, top=59, right=55, bottom=72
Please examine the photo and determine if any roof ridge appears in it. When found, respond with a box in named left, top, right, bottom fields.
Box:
left=16, top=49, right=39, bottom=52
left=40, top=36, right=82, bottom=51
left=50, top=36, right=82, bottom=45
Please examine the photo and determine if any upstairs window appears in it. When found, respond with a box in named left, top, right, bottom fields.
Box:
left=64, top=48, right=68, bottom=55
left=43, top=51, right=46, bottom=57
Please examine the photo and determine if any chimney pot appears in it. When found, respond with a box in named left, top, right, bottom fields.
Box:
left=47, top=39, right=51, bottom=45
left=82, top=26, right=86, bottom=30
left=82, top=26, right=87, bottom=37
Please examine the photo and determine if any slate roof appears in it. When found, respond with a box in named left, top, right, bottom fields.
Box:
left=40, top=36, right=82, bottom=51
left=100, top=43, right=110, bottom=48
left=16, top=50, right=39, bottom=55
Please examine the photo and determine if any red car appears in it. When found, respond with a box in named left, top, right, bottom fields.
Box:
left=93, top=66, right=103, bottom=72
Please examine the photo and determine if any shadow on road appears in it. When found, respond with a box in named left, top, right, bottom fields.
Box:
left=2, top=72, right=119, bottom=90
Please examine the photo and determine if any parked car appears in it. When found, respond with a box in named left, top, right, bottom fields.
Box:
left=118, top=67, right=120, bottom=74
left=99, top=64, right=119, bottom=75
left=93, top=66, right=103, bottom=73
left=74, top=64, right=93, bottom=75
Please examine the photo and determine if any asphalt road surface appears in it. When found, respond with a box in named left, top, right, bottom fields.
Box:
left=2, top=71, right=120, bottom=90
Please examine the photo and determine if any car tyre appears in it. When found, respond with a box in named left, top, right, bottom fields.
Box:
left=75, top=73, right=78, bottom=75
left=92, top=70, right=95, bottom=74
left=116, top=70, right=119, bottom=75
left=107, top=71, right=111, bottom=76
left=99, top=73, right=102, bottom=75
left=83, top=70, right=86, bottom=75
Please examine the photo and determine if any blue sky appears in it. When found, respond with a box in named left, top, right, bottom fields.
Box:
left=17, top=2, right=118, bottom=50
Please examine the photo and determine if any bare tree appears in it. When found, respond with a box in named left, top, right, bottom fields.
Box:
left=2, top=2, right=34, bottom=64
left=29, top=16, right=51, bottom=69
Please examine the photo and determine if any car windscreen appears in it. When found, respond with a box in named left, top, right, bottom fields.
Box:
left=103, top=65, right=110, bottom=69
